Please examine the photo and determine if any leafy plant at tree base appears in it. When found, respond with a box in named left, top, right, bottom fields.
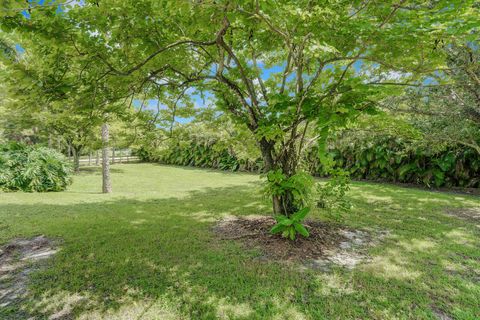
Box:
left=263, top=169, right=315, bottom=217
left=263, top=170, right=315, bottom=240
left=0, top=143, right=72, bottom=192
left=271, top=207, right=310, bottom=241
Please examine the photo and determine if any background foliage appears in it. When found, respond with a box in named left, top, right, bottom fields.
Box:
left=137, top=115, right=480, bottom=188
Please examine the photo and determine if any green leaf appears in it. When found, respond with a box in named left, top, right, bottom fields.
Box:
left=291, top=207, right=310, bottom=222
left=274, top=215, right=288, bottom=223
left=398, top=163, right=416, bottom=179
left=289, top=228, right=296, bottom=240
left=270, top=223, right=284, bottom=234
left=279, top=218, right=293, bottom=226
left=293, top=223, right=309, bottom=237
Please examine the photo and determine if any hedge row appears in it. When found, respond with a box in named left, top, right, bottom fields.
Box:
left=138, top=136, right=479, bottom=188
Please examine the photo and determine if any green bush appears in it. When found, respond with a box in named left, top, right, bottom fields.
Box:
left=0, top=143, right=73, bottom=192
left=306, top=135, right=480, bottom=188
left=138, top=137, right=262, bottom=173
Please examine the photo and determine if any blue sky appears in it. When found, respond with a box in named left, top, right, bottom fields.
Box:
left=22, top=0, right=85, bottom=17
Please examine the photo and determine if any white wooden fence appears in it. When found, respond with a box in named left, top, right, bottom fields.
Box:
left=69, top=149, right=140, bottom=166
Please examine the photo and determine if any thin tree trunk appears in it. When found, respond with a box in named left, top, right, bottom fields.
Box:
left=72, top=147, right=81, bottom=174
left=88, top=152, right=92, bottom=166
left=96, top=150, right=100, bottom=166
left=112, top=147, right=115, bottom=164
left=102, top=123, right=112, bottom=193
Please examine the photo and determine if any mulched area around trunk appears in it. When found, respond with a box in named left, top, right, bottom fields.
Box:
left=214, top=215, right=375, bottom=267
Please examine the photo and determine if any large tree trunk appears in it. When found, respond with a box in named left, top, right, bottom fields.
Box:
left=102, top=123, right=112, bottom=193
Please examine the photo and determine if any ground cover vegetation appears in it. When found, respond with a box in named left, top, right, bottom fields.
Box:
left=0, top=164, right=479, bottom=319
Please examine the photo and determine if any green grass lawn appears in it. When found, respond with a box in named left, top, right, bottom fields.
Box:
left=1, top=163, right=479, bottom=319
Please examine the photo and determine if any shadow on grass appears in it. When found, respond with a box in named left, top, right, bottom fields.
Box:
left=150, top=162, right=261, bottom=176
left=77, top=167, right=126, bottom=175
left=0, top=183, right=479, bottom=319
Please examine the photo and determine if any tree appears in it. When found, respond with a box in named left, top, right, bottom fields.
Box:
left=0, top=30, right=101, bottom=173
left=101, top=123, right=112, bottom=193
left=3, top=0, right=478, bottom=235
left=71, top=0, right=476, bottom=216
left=1, top=7, right=129, bottom=189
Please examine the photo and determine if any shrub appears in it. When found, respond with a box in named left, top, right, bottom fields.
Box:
left=0, top=143, right=73, bottom=192
left=306, top=135, right=480, bottom=188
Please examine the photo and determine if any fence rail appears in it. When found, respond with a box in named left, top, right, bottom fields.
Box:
left=69, top=155, right=141, bottom=166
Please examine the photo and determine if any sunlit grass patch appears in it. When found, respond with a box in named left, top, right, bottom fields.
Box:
left=363, top=255, right=422, bottom=280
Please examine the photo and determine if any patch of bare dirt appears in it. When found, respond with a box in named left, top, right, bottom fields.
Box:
left=214, top=215, right=385, bottom=270
left=431, top=306, right=453, bottom=320
left=444, top=208, right=480, bottom=223
left=0, top=235, right=58, bottom=310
